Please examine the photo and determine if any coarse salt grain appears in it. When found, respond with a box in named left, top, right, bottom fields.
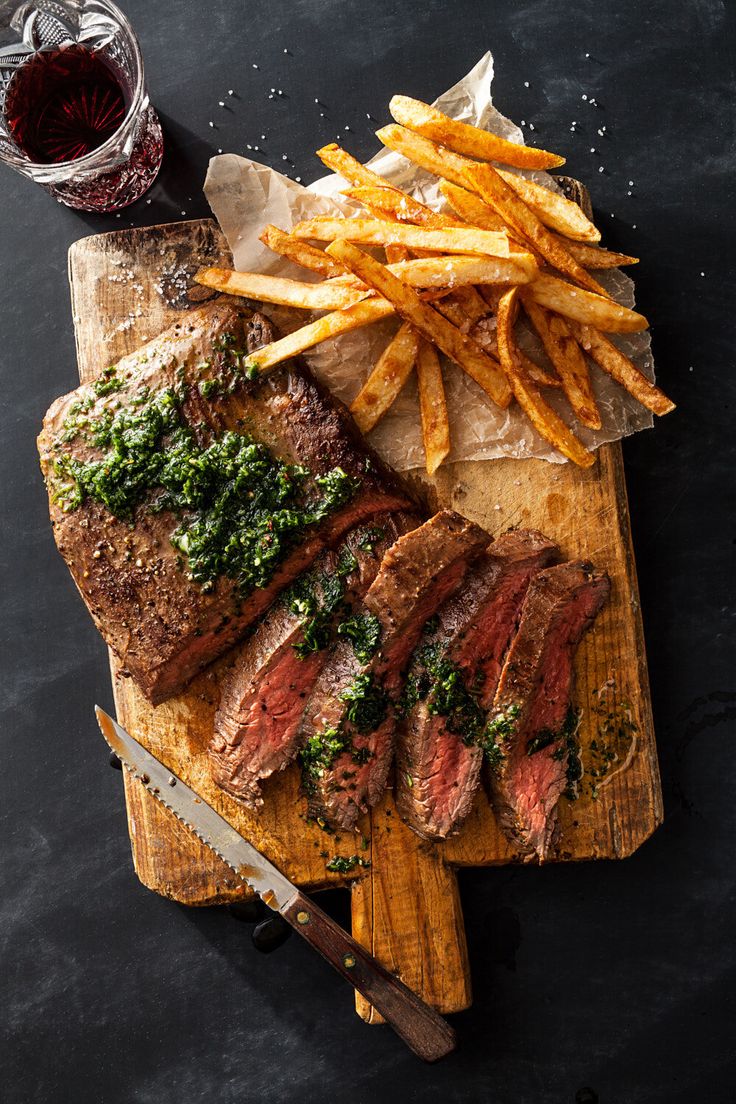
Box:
left=524, top=80, right=529, bottom=87
left=218, top=100, right=224, bottom=107
left=582, top=94, right=588, bottom=100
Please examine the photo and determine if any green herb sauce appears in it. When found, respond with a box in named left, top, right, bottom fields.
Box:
left=51, top=379, right=361, bottom=597
left=399, top=640, right=485, bottom=746
left=337, top=612, right=381, bottom=664
left=340, top=673, right=389, bottom=733
left=478, top=703, right=521, bottom=771
left=325, top=854, right=371, bottom=874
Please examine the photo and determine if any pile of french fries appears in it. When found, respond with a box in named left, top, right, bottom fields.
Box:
left=196, top=94, right=674, bottom=473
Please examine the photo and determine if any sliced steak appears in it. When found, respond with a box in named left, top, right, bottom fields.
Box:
left=487, top=561, right=610, bottom=860
left=210, top=512, right=418, bottom=807
left=396, top=529, right=558, bottom=840
left=300, top=511, right=490, bottom=830
left=38, top=299, right=414, bottom=703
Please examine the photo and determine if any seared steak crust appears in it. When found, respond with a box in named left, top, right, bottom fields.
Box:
left=210, top=512, right=418, bottom=806
left=396, top=529, right=559, bottom=840
left=38, top=299, right=413, bottom=703
left=300, top=510, right=490, bottom=830
left=488, top=561, right=610, bottom=860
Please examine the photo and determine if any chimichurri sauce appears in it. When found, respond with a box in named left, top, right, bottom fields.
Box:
left=51, top=378, right=360, bottom=596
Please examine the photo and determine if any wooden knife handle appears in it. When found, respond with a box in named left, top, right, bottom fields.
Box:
left=281, top=890, right=456, bottom=1062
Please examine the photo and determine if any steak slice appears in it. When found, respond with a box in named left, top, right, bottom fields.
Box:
left=486, top=561, right=610, bottom=860
left=300, top=511, right=490, bottom=830
left=396, top=529, right=559, bottom=841
left=38, top=299, right=413, bottom=703
left=210, top=512, right=418, bottom=807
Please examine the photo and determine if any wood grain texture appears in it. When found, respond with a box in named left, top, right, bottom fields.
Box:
left=67, top=213, right=662, bottom=1021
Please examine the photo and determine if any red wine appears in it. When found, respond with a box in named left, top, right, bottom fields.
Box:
left=5, top=45, right=128, bottom=164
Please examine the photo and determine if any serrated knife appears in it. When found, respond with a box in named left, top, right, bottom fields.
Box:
left=95, top=706, right=456, bottom=1062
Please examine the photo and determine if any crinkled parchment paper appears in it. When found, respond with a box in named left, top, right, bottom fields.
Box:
left=204, top=52, right=655, bottom=471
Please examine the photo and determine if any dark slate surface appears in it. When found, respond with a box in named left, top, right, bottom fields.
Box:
left=1, top=1, right=735, bottom=1101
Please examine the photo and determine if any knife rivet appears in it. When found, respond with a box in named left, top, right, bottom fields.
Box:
left=296, top=910, right=310, bottom=926
left=167, top=775, right=176, bottom=787
left=342, top=953, right=356, bottom=969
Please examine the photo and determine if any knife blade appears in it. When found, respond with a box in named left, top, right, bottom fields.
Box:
left=95, top=707, right=456, bottom=1062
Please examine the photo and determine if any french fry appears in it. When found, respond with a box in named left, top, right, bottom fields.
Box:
left=557, top=239, right=638, bottom=270
left=350, top=322, right=419, bottom=433
left=326, top=239, right=512, bottom=409
left=470, top=311, right=560, bottom=393
left=522, top=296, right=601, bottom=429
left=451, top=284, right=491, bottom=323
left=195, top=266, right=369, bottom=311
left=388, top=94, right=565, bottom=172
left=527, top=273, right=648, bottom=332
left=343, top=185, right=465, bottom=228
left=568, top=321, right=675, bottom=416
left=439, top=181, right=638, bottom=267
left=375, top=125, right=609, bottom=296
left=331, top=252, right=538, bottom=291
left=245, top=299, right=396, bottom=373
left=316, top=143, right=398, bottom=190
left=496, top=288, right=595, bottom=468
left=496, top=169, right=600, bottom=243
left=385, top=243, right=411, bottom=264
left=292, top=217, right=510, bottom=257
left=416, top=338, right=451, bottom=475
left=259, top=225, right=346, bottom=278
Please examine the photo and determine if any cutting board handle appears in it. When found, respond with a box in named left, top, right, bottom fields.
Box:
left=281, top=890, right=456, bottom=1062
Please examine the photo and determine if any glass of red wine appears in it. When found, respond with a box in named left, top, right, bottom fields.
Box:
left=0, top=0, right=163, bottom=212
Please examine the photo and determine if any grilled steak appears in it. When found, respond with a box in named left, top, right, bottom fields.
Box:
left=300, top=510, right=490, bottom=830
left=38, top=299, right=413, bottom=703
left=210, top=512, right=418, bottom=806
left=487, top=561, right=610, bottom=860
left=396, top=529, right=558, bottom=841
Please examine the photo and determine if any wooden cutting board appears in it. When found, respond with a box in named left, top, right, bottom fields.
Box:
left=67, top=215, right=662, bottom=1022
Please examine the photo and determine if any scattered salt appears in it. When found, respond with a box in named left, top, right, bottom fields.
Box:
left=700, top=271, right=705, bottom=277
left=520, top=119, right=526, bottom=126
left=282, top=154, right=288, bottom=160
left=581, top=94, right=588, bottom=101
left=528, top=122, right=535, bottom=131
left=208, top=121, right=214, bottom=127
left=628, top=180, right=634, bottom=186
left=590, top=147, right=596, bottom=153
left=295, top=176, right=302, bottom=182
left=524, top=80, right=529, bottom=87
left=229, top=89, right=235, bottom=94
left=270, top=87, right=275, bottom=93
left=261, top=134, right=266, bottom=139
left=344, top=125, right=350, bottom=131
left=585, top=52, right=590, bottom=58
left=598, top=166, right=604, bottom=173
left=218, top=100, right=224, bottom=107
